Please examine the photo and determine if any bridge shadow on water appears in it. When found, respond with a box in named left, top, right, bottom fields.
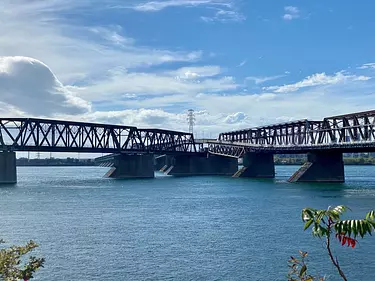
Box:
left=0, top=183, right=17, bottom=189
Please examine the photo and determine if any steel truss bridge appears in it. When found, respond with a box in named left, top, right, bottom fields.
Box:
left=0, top=118, right=198, bottom=154
left=208, top=110, right=375, bottom=158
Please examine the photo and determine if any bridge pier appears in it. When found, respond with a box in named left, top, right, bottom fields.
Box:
left=233, top=152, right=275, bottom=178
left=0, top=151, right=17, bottom=184
left=104, top=154, right=154, bottom=179
left=154, top=155, right=173, bottom=172
left=288, top=152, right=344, bottom=183
left=165, top=154, right=237, bottom=176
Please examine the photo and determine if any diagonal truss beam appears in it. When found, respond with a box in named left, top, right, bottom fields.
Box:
left=210, top=110, right=375, bottom=156
left=0, top=118, right=198, bottom=154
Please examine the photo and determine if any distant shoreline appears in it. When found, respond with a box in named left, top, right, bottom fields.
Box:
left=16, top=157, right=375, bottom=167
left=274, top=157, right=375, bottom=166
left=17, top=163, right=96, bottom=167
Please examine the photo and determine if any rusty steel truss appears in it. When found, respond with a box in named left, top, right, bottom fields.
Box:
left=210, top=110, right=375, bottom=157
left=0, top=118, right=197, bottom=154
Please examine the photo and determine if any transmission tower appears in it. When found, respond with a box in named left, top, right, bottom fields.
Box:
left=187, top=109, right=195, bottom=134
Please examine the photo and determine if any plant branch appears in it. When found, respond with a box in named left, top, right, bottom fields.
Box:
left=326, top=221, right=348, bottom=281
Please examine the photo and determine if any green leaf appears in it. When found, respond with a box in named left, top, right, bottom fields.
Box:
left=299, top=264, right=307, bottom=277
left=316, top=210, right=326, bottom=224
left=302, top=208, right=316, bottom=222
left=334, top=221, right=342, bottom=234
left=352, top=220, right=358, bottom=237
left=360, top=220, right=365, bottom=238
left=304, top=219, right=314, bottom=231
left=366, top=210, right=375, bottom=221
left=332, top=205, right=350, bottom=215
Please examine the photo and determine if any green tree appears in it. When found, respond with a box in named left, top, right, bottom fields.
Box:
left=0, top=239, right=44, bottom=281
left=301, top=206, right=375, bottom=281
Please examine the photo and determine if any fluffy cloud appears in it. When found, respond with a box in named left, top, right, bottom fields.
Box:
left=201, top=9, right=246, bottom=23
left=283, top=6, right=300, bottom=20
left=264, top=72, right=371, bottom=93
left=82, top=109, right=250, bottom=136
left=224, top=112, right=247, bottom=124
left=169, top=66, right=222, bottom=79
left=0, top=56, right=90, bottom=116
left=77, top=70, right=237, bottom=102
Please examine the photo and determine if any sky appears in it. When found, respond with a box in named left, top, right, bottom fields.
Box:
left=1, top=0, right=375, bottom=157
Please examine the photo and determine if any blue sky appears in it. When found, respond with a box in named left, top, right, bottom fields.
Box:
left=1, top=0, right=375, bottom=146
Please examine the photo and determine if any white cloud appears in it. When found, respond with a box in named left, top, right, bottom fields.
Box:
left=132, top=0, right=231, bottom=12
left=246, top=75, right=285, bottom=85
left=82, top=108, right=250, bottom=136
left=0, top=56, right=90, bottom=116
left=194, top=90, right=375, bottom=129
left=131, top=0, right=244, bottom=23
left=285, top=6, right=299, bottom=14
left=77, top=71, right=238, bottom=101
left=169, top=66, right=222, bottom=79
left=89, top=26, right=135, bottom=46
left=264, top=72, right=371, bottom=93
left=358, top=63, right=375, bottom=70
left=201, top=9, right=246, bottom=23
left=236, top=60, right=247, bottom=67
left=224, top=112, right=247, bottom=124
left=283, top=6, right=300, bottom=20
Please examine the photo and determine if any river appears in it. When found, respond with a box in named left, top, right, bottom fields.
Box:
left=0, top=166, right=374, bottom=280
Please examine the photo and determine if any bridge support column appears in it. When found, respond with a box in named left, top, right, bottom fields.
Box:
left=105, top=154, right=154, bottom=179
left=0, top=151, right=17, bottom=184
left=165, top=154, right=237, bottom=176
left=233, top=152, right=275, bottom=178
left=288, top=152, right=344, bottom=183
left=154, top=155, right=173, bottom=172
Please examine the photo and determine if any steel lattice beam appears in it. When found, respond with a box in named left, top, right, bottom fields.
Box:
left=210, top=110, right=375, bottom=157
left=0, top=118, right=198, bottom=154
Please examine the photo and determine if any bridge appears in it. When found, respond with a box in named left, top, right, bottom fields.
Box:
left=206, top=109, right=375, bottom=182
left=0, top=110, right=375, bottom=184
left=210, top=110, right=375, bottom=155
left=0, top=118, right=203, bottom=183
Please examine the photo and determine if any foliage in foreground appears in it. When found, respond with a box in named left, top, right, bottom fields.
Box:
left=287, top=251, right=324, bottom=281
left=290, top=206, right=375, bottom=281
left=0, top=239, right=44, bottom=281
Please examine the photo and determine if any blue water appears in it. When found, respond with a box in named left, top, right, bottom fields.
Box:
left=1, top=166, right=375, bottom=280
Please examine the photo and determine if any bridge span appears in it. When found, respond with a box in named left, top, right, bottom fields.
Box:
left=1, top=110, right=375, bottom=184
left=206, top=110, right=375, bottom=182
left=0, top=118, right=203, bottom=183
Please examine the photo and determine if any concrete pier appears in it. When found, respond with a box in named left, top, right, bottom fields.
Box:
left=105, top=154, right=154, bottom=179
left=288, top=152, right=344, bottom=183
left=165, top=154, right=237, bottom=176
left=233, top=152, right=275, bottom=178
left=0, top=151, right=17, bottom=184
